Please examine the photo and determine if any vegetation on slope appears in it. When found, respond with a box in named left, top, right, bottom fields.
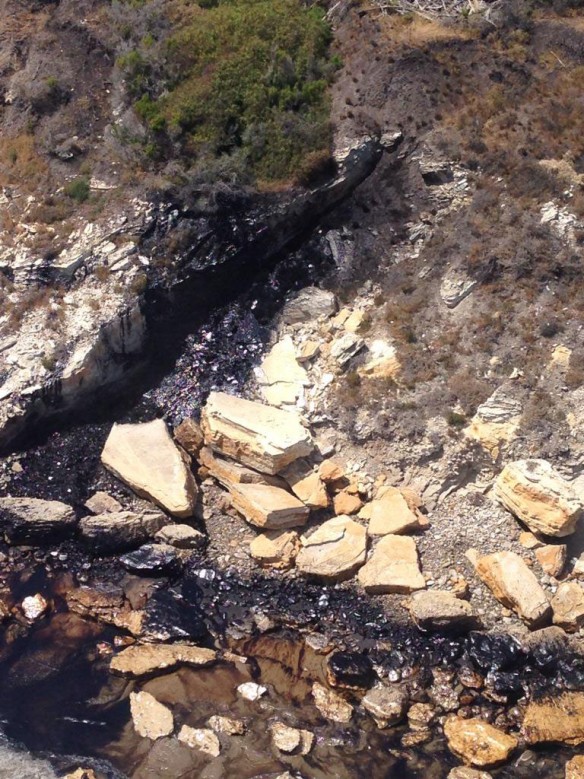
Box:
left=114, top=0, right=337, bottom=185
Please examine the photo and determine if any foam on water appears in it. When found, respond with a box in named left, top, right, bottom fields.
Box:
left=0, top=740, right=56, bottom=779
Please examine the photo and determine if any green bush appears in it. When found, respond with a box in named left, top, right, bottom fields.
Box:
left=116, top=0, right=334, bottom=183
left=64, top=176, right=90, bottom=203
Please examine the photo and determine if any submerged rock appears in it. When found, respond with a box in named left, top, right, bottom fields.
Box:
left=447, top=769, right=492, bottom=779
left=358, top=535, right=425, bottom=594
left=444, top=716, right=517, bottom=767
left=207, top=715, right=246, bottom=735
left=79, top=509, right=169, bottom=551
left=237, top=682, right=267, bottom=701
left=101, top=419, right=198, bottom=518
left=0, top=497, right=77, bottom=544
left=229, top=483, right=309, bottom=530
left=362, top=686, right=408, bottom=728
left=177, top=725, right=220, bottom=757
left=201, top=392, right=314, bottom=475
left=327, top=651, right=375, bottom=689
left=21, top=593, right=48, bottom=622
left=312, top=682, right=353, bottom=723
left=130, top=691, right=174, bottom=740
left=271, top=722, right=314, bottom=755
left=494, top=459, right=583, bottom=537
left=296, top=516, right=367, bottom=581
left=523, top=692, right=584, bottom=745
left=110, top=644, right=216, bottom=677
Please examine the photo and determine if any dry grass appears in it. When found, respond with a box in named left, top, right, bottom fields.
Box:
left=0, top=134, right=49, bottom=193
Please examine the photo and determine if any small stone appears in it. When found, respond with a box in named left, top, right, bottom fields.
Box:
left=296, top=516, right=367, bottom=581
left=84, top=491, right=123, bottom=514
left=566, top=755, right=584, bottom=779
left=408, top=590, right=480, bottom=633
left=177, top=725, right=220, bottom=757
left=319, top=459, right=347, bottom=485
left=155, top=524, right=206, bottom=549
left=237, top=682, right=267, bottom=701
left=207, top=715, right=246, bottom=735
left=271, top=722, right=313, bottom=754
left=551, top=582, right=584, bottom=632
left=64, top=770, right=99, bottom=779
left=249, top=530, right=300, bottom=569
left=21, top=593, right=48, bottom=621
left=330, top=332, right=365, bottom=367
left=312, top=682, right=352, bottom=723
left=333, top=490, right=363, bottom=515
left=535, top=544, right=566, bottom=577
left=408, top=703, right=436, bottom=731
left=362, top=686, right=408, bottom=728
left=130, top=691, right=174, bottom=740
left=174, top=418, right=204, bottom=457
left=447, top=770, right=492, bottom=779
left=444, top=716, right=518, bottom=767
left=519, top=531, right=544, bottom=550
left=358, top=535, right=425, bottom=594
left=298, top=340, right=320, bottom=363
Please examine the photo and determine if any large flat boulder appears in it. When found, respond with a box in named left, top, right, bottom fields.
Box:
left=79, top=510, right=169, bottom=551
left=111, top=644, right=216, bottom=677
left=362, top=487, right=424, bottom=536
left=522, top=692, right=584, bottom=745
left=101, top=420, right=197, bottom=518
left=0, top=497, right=77, bottom=544
left=358, top=535, right=425, bottom=594
left=199, top=446, right=285, bottom=490
left=256, top=336, right=310, bottom=407
left=474, top=551, right=550, bottom=627
left=494, top=459, right=583, bottom=537
left=229, top=483, right=309, bottom=529
left=296, top=516, right=367, bottom=581
left=201, top=392, right=314, bottom=475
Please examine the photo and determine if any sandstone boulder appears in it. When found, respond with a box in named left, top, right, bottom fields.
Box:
left=358, top=535, right=425, bottom=594
left=101, top=420, right=197, bottom=518
left=296, top=516, right=367, bottom=581
left=280, top=459, right=329, bottom=509
left=312, top=682, right=353, bottom=722
left=177, top=725, right=220, bottom=757
left=566, top=756, right=584, bottom=779
left=362, top=686, right=408, bottom=728
left=363, top=487, right=424, bottom=536
left=130, top=691, right=174, bottom=740
left=474, top=551, right=551, bottom=627
left=523, top=692, right=584, bottom=745
left=199, top=446, right=286, bottom=490
left=551, top=582, right=584, bottom=632
left=230, top=483, right=309, bottom=529
left=444, top=716, right=517, bottom=767
left=111, top=644, right=216, bottom=677
left=408, top=590, right=480, bottom=633
left=250, top=530, right=300, bottom=568
left=494, top=459, right=583, bottom=537
left=256, top=335, right=310, bottom=407
left=79, top=510, right=169, bottom=551
left=201, top=392, right=313, bottom=475
left=333, top=490, right=363, bottom=515
left=0, top=497, right=77, bottom=544
left=535, top=544, right=566, bottom=577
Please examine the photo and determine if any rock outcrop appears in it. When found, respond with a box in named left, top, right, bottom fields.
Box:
left=201, top=392, right=314, bottom=475
left=296, top=516, right=367, bottom=581
left=101, top=420, right=197, bottom=518
left=494, top=460, right=583, bottom=537
left=358, top=535, right=425, bottom=594
left=0, top=497, right=77, bottom=544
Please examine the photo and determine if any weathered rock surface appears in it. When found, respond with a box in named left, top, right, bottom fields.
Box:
left=444, top=716, right=518, bottom=767
left=474, top=551, right=551, bottom=627
left=66, top=585, right=145, bottom=636
left=362, top=686, right=408, bottom=728
left=447, top=770, right=492, bottom=779
left=177, top=725, right=220, bottom=757
left=84, top=491, right=123, bottom=514
left=312, top=682, right=353, bottom=722
left=280, top=287, right=336, bottom=325
left=201, top=392, right=314, bottom=474
left=330, top=332, right=365, bottom=367
left=256, top=335, right=310, bottom=407
left=280, top=459, right=329, bottom=509
left=0, top=497, right=77, bottom=544
left=271, top=722, right=314, bottom=755
left=551, top=582, right=584, bottom=632
left=111, top=644, right=216, bottom=677
left=130, top=691, right=174, bottom=740
left=523, top=692, right=584, bottom=745
left=79, top=509, right=169, bottom=551
left=333, top=490, right=363, bottom=515
left=207, top=716, right=246, bottom=736
left=154, top=524, right=205, bottom=549
left=230, top=483, right=309, bottom=529
left=364, top=487, right=424, bottom=536
left=566, top=755, right=584, bottom=779
left=465, top=388, right=522, bottom=460
left=494, top=459, right=583, bottom=537
left=296, top=516, right=367, bottom=581
left=173, top=418, right=204, bottom=457
left=358, top=535, right=425, bottom=594
left=249, top=530, right=300, bottom=568
left=101, top=420, right=197, bottom=518
left=408, top=590, right=480, bottom=633
left=535, top=543, right=566, bottom=577
left=358, top=339, right=400, bottom=380
left=199, top=446, right=285, bottom=490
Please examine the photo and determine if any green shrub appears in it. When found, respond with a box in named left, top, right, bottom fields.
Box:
left=64, top=176, right=90, bottom=203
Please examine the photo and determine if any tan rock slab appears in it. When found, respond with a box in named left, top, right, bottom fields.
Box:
left=230, top=483, right=309, bottom=530
left=333, top=490, right=363, bottom=515
left=296, top=516, right=367, bottom=581
left=566, top=755, right=584, bottom=779
left=271, top=722, right=313, bottom=754
left=358, top=535, right=425, bottom=594
left=256, top=336, right=310, bottom=407
left=250, top=530, right=300, bottom=569
left=447, top=770, right=493, bottom=779
left=519, top=531, right=544, bottom=550
left=79, top=510, right=169, bottom=551
left=280, top=460, right=329, bottom=509
left=408, top=590, right=480, bottom=632
left=535, top=544, right=566, bottom=577
left=312, top=682, right=352, bottom=722
left=523, top=692, right=584, bottom=745
left=297, top=340, right=320, bottom=363
left=207, top=715, right=246, bottom=735
left=362, top=686, right=408, bottom=728
left=552, top=582, right=584, bottom=632
left=494, top=459, right=583, bottom=537
left=84, top=491, right=122, bottom=514
left=365, top=487, right=423, bottom=536
left=444, top=716, right=517, bottom=767
left=111, top=644, right=216, bottom=676
left=101, top=420, right=197, bottom=518
left=155, top=524, right=205, bottom=549
left=199, top=446, right=286, bottom=490
left=177, top=725, right=220, bottom=757
left=358, top=339, right=400, bottom=380
left=201, top=392, right=314, bottom=475
left=474, top=551, right=551, bottom=627
left=130, top=691, right=174, bottom=740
